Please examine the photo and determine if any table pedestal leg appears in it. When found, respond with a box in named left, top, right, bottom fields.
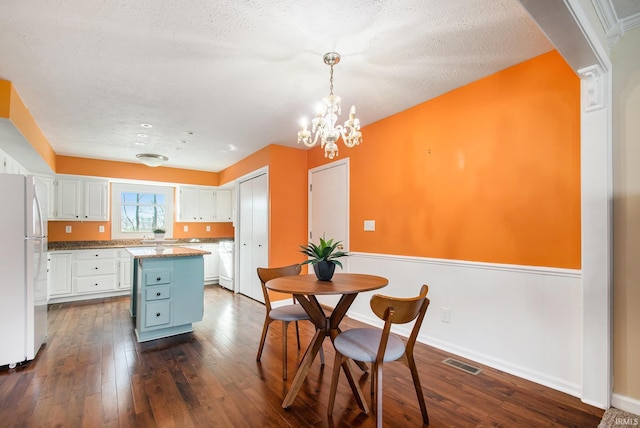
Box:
left=282, top=327, right=325, bottom=408
left=282, top=293, right=369, bottom=409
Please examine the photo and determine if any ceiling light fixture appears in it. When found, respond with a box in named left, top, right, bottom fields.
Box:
left=136, top=153, right=168, bottom=167
left=297, top=52, right=362, bottom=159
left=140, top=123, right=153, bottom=128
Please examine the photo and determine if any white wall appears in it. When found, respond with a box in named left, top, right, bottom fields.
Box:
left=344, top=253, right=583, bottom=397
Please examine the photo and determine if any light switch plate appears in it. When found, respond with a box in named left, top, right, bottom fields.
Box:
left=206, top=225, right=211, bottom=232
left=65, top=225, right=72, bottom=233
left=99, top=225, right=105, bottom=233
left=184, top=225, right=189, bottom=232
left=364, top=220, right=375, bottom=231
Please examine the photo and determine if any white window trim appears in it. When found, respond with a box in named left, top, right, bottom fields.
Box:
left=111, top=183, right=174, bottom=239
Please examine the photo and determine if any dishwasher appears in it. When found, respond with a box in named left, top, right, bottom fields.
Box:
left=218, top=241, right=234, bottom=291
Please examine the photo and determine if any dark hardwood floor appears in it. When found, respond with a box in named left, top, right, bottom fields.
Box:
left=0, top=285, right=604, bottom=427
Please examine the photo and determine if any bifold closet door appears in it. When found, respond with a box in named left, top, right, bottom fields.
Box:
left=238, top=173, right=268, bottom=302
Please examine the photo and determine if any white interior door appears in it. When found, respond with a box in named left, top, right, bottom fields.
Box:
left=309, top=160, right=349, bottom=306
left=238, top=178, right=253, bottom=297
left=237, top=172, right=268, bottom=302
left=251, top=173, right=268, bottom=302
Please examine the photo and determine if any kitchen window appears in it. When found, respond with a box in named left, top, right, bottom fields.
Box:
left=111, top=183, right=174, bottom=239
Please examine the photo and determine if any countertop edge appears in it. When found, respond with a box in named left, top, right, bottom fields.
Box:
left=126, top=246, right=212, bottom=259
left=48, top=238, right=233, bottom=251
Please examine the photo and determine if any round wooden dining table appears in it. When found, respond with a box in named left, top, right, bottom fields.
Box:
left=266, top=272, right=388, bottom=409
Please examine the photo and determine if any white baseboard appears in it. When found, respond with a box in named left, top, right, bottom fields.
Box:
left=48, top=289, right=130, bottom=304
left=612, top=393, right=640, bottom=415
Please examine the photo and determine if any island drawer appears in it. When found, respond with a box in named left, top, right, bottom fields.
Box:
left=145, top=285, right=171, bottom=301
left=145, top=301, right=171, bottom=327
left=144, top=270, right=172, bottom=286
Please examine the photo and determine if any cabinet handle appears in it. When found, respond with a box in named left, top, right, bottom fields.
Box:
left=75, top=215, right=79, bottom=218
left=94, top=283, right=98, bottom=286
left=95, top=267, right=99, bottom=270
left=156, top=292, right=161, bottom=296
left=95, top=254, right=99, bottom=257
left=156, top=313, right=161, bottom=317
left=157, top=277, right=162, bottom=281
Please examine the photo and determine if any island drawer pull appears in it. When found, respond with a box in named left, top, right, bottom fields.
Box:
left=156, top=313, right=161, bottom=317
left=156, top=292, right=162, bottom=296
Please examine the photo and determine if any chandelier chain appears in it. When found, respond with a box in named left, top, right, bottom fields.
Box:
left=329, top=64, right=334, bottom=95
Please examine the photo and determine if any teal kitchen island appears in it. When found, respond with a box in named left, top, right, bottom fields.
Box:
left=127, top=246, right=211, bottom=342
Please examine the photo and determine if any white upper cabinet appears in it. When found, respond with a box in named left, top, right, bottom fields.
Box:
left=197, top=188, right=217, bottom=222
left=177, top=186, right=232, bottom=222
left=33, top=175, right=55, bottom=220
left=55, top=176, right=109, bottom=221
left=216, top=189, right=232, bottom=222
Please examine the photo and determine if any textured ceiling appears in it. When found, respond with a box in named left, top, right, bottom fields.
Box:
left=0, top=0, right=553, bottom=172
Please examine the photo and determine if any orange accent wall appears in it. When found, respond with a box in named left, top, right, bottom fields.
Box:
left=268, top=145, right=309, bottom=267
left=0, top=80, right=57, bottom=171
left=216, top=144, right=309, bottom=267
left=218, top=146, right=271, bottom=185
left=48, top=220, right=234, bottom=242
left=172, top=222, right=234, bottom=239
left=56, top=155, right=219, bottom=185
left=48, top=221, right=111, bottom=241
left=0, top=80, right=10, bottom=118
left=309, top=50, right=581, bottom=269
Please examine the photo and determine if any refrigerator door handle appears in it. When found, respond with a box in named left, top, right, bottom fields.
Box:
left=33, top=188, right=45, bottom=239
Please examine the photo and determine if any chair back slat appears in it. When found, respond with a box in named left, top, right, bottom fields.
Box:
left=256, top=264, right=302, bottom=311
left=370, top=284, right=429, bottom=324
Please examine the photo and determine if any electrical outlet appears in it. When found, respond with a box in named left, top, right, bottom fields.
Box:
left=206, top=225, right=211, bottom=232
left=183, top=225, right=189, bottom=232
left=65, top=225, right=72, bottom=233
left=98, top=225, right=105, bottom=233
left=441, top=307, right=451, bottom=324
left=364, top=220, right=375, bottom=231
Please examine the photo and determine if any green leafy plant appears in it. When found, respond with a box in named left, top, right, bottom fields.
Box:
left=153, top=228, right=166, bottom=234
left=299, top=236, right=348, bottom=268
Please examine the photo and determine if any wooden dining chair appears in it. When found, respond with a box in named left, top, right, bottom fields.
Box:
left=327, top=284, right=430, bottom=427
left=256, top=264, right=324, bottom=380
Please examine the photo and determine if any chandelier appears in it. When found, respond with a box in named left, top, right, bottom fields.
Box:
left=297, top=52, right=362, bottom=159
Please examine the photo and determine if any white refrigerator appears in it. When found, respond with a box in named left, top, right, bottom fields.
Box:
left=0, top=174, right=48, bottom=368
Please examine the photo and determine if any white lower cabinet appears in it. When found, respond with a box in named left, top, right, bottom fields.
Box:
left=73, top=249, right=116, bottom=294
left=48, top=252, right=73, bottom=297
left=203, top=243, right=219, bottom=282
left=48, top=249, right=129, bottom=303
left=117, top=250, right=132, bottom=290
left=184, top=243, right=219, bottom=283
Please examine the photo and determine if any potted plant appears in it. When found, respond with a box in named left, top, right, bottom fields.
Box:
left=299, top=236, right=348, bottom=281
left=153, top=228, right=166, bottom=240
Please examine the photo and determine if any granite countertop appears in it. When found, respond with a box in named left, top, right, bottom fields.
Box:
left=48, top=238, right=233, bottom=251
left=126, top=246, right=211, bottom=259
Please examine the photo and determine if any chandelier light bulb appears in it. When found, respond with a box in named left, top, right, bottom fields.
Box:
left=297, top=52, right=362, bottom=158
